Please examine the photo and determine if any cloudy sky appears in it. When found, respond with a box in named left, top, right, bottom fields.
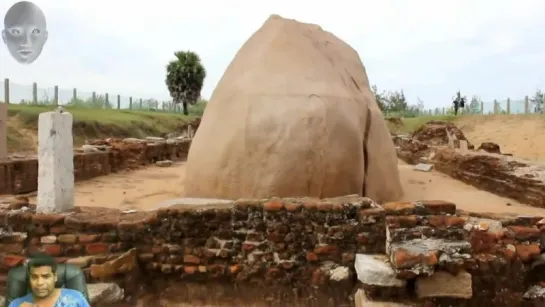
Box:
left=1, top=0, right=545, bottom=110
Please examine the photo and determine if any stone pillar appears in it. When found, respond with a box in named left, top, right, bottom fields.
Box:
left=0, top=103, right=7, bottom=160
left=37, top=110, right=74, bottom=213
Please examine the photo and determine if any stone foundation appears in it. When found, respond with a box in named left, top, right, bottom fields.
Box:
left=0, top=139, right=191, bottom=195
left=0, top=196, right=543, bottom=306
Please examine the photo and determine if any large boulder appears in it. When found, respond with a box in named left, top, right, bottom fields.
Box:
left=184, top=15, right=402, bottom=202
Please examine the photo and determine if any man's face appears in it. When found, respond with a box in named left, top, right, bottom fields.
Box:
left=29, top=266, right=57, bottom=298
left=2, top=3, right=48, bottom=64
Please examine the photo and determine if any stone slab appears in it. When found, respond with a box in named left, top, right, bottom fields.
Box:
left=37, top=111, right=74, bottom=213
left=413, top=163, right=433, bottom=172
left=88, top=283, right=124, bottom=304
left=354, top=254, right=406, bottom=287
left=354, top=289, right=412, bottom=307
left=416, top=270, right=472, bottom=299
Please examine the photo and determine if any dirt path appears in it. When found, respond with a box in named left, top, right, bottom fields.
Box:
left=23, top=160, right=545, bottom=216
left=454, top=115, right=545, bottom=162
left=29, top=162, right=187, bottom=211
left=397, top=160, right=545, bottom=216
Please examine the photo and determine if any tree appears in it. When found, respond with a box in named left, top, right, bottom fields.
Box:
left=165, top=50, right=206, bottom=115
left=371, top=85, right=387, bottom=111
left=468, top=95, right=482, bottom=114
left=416, top=97, right=425, bottom=112
left=530, top=89, right=544, bottom=113
left=386, top=89, right=408, bottom=113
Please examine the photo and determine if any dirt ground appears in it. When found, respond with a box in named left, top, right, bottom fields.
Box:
left=23, top=159, right=545, bottom=216
left=454, top=115, right=545, bottom=161
left=14, top=114, right=545, bottom=216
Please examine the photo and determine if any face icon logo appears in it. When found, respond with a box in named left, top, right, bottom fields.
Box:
left=2, top=1, right=48, bottom=64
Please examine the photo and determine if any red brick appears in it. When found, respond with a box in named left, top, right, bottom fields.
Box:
left=507, top=226, right=541, bottom=240
left=331, top=203, right=345, bottom=212
left=382, top=202, right=415, bottom=215
left=386, top=215, right=418, bottom=228
left=49, top=226, right=68, bottom=234
left=393, top=248, right=438, bottom=269
left=306, top=252, right=318, bottom=262
left=0, top=243, right=23, bottom=254
left=284, top=203, right=300, bottom=212
left=43, top=244, right=62, bottom=257
left=427, top=216, right=466, bottom=228
left=263, top=199, right=284, bottom=212
left=85, top=243, right=110, bottom=255
left=303, top=201, right=318, bottom=210
left=314, top=245, right=339, bottom=255
left=316, top=203, right=332, bottom=212
left=515, top=244, right=540, bottom=263
left=358, top=208, right=384, bottom=217
left=469, top=231, right=499, bottom=254
left=78, top=234, right=100, bottom=243
left=418, top=200, right=456, bottom=214
left=2, top=255, right=26, bottom=268
left=183, top=254, right=200, bottom=264
left=32, top=214, right=65, bottom=226
left=64, top=244, right=83, bottom=256
left=58, top=234, right=77, bottom=244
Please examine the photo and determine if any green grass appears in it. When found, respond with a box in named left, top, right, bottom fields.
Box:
left=4, top=103, right=197, bottom=152
left=387, top=115, right=457, bottom=134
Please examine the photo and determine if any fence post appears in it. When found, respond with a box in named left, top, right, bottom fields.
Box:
left=92, top=91, right=96, bottom=103
left=105, top=93, right=109, bottom=109
left=117, top=95, right=120, bottom=109
left=3, top=78, right=9, bottom=104
left=506, top=98, right=510, bottom=114
left=493, top=99, right=498, bottom=114
left=129, top=97, right=132, bottom=109
left=139, top=98, right=142, bottom=109
left=0, top=103, right=7, bottom=161
left=72, top=88, right=77, bottom=103
left=480, top=101, right=483, bottom=114
left=524, top=96, right=529, bottom=114
left=53, top=85, right=59, bottom=106
left=32, top=82, right=38, bottom=104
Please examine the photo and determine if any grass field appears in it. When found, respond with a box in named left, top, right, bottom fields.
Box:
left=386, top=115, right=457, bottom=134
left=4, top=103, right=196, bottom=153
left=2, top=103, right=458, bottom=154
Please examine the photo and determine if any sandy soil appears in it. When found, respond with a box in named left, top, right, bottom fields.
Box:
left=28, top=162, right=187, bottom=211
left=23, top=160, right=545, bottom=216
left=397, top=160, right=545, bottom=216
left=455, top=115, right=545, bottom=162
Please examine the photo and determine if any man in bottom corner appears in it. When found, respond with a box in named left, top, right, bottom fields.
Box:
left=9, top=254, right=89, bottom=307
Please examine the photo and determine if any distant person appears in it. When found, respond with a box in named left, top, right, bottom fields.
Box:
left=8, top=254, right=89, bottom=307
left=453, top=99, right=460, bottom=116
left=2, top=1, right=48, bottom=64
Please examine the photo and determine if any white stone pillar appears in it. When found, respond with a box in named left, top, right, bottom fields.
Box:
left=37, top=110, right=74, bottom=213
left=0, top=103, right=7, bottom=161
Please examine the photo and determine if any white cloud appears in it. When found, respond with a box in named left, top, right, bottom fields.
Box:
left=1, top=0, right=545, bottom=108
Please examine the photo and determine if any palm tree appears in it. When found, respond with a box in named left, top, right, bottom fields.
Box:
left=165, top=51, right=206, bottom=115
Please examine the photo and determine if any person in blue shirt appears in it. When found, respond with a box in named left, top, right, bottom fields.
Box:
left=9, top=254, right=89, bottom=307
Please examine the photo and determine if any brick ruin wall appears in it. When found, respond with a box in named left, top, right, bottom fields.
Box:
left=0, top=197, right=544, bottom=306
left=0, top=139, right=191, bottom=195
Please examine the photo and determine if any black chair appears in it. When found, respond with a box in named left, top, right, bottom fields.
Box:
left=5, top=263, right=90, bottom=307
